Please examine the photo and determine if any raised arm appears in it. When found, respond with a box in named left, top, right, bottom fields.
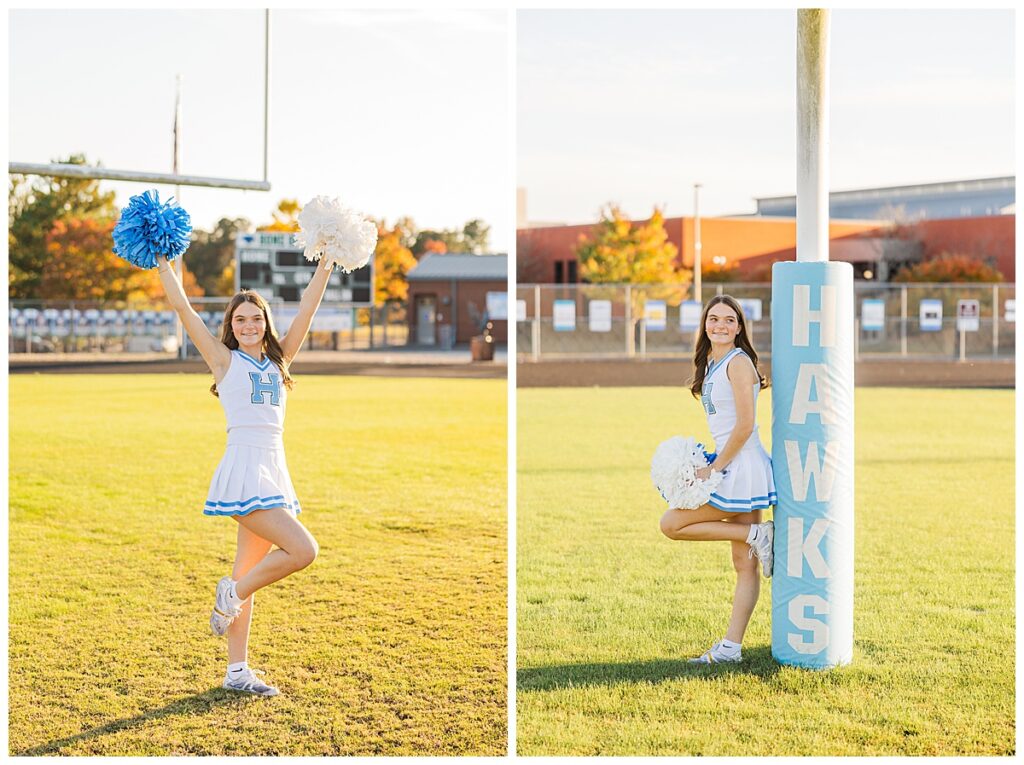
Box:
left=155, top=255, right=231, bottom=378
left=280, top=258, right=335, bottom=363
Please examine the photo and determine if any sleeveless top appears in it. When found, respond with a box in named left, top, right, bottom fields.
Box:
left=216, top=349, right=287, bottom=448
left=700, top=348, right=762, bottom=452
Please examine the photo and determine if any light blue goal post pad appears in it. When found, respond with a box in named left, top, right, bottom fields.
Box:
left=770, top=261, right=855, bottom=669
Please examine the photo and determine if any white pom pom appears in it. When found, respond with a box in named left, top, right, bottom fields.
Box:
left=650, top=436, right=723, bottom=510
left=294, top=196, right=378, bottom=273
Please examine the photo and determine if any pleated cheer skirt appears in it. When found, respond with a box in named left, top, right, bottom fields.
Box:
left=203, top=444, right=301, bottom=517
left=707, top=443, right=777, bottom=513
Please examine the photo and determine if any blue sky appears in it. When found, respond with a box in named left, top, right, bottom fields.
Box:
left=9, top=9, right=510, bottom=250
left=517, top=9, right=1015, bottom=224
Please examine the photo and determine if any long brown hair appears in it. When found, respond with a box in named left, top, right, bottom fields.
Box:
left=210, top=290, right=295, bottom=397
left=689, top=294, right=768, bottom=399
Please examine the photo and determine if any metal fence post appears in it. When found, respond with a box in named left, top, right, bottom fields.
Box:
left=625, top=285, right=634, bottom=357
left=992, top=284, right=998, bottom=357
left=900, top=285, right=907, bottom=356
left=532, top=284, right=540, bottom=362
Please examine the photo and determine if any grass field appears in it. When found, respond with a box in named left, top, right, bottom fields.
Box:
left=517, top=386, right=1014, bottom=756
left=9, top=374, right=506, bottom=756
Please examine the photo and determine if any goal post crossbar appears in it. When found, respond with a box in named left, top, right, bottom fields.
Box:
left=8, top=162, right=271, bottom=192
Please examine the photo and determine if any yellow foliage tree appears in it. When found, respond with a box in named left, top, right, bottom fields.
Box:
left=576, top=205, right=683, bottom=284
left=373, top=222, right=417, bottom=307
left=259, top=198, right=302, bottom=232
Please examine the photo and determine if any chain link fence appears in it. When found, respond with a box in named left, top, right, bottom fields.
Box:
left=9, top=298, right=409, bottom=354
left=516, top=282, right=1015, bottom=361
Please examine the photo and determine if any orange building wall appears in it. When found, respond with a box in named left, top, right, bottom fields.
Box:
left=518, top=214, right=1015, bottom=282
left=910, top=215, right=1015, bottom=281
left=518, top=216, right=884, bottom=280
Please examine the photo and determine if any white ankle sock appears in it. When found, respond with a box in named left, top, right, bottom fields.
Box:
left=720, top=638, right=741, bottom=652
left=746, top=525, right=759, bottom=544
left=228, top=661, right=248, bottom=674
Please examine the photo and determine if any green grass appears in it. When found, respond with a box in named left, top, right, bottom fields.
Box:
left=517, top=387, right=1014, bottom=756
left=9, top=374, right=506, bottom=756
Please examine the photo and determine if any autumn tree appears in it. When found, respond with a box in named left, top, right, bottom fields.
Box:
left=9, top=153, right=117, bottom=298
left=39, top=217, right=202, bottom=302
left=373, top=221, right=418, bottom=307
left=576, top=205, right=685, bottom=284
left=260, top=198, right=301, bottom=232
left=891, top=252, right=1004, bottom=283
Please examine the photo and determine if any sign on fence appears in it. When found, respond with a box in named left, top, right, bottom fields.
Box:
left=644, top=300, right=666, bottom=331
left=588, top=300, right=612, bottom=332
left=919, top=299, right=943, bottom=332
left=516, top=300, right=527, bottom=322
left=957, top=299, right=980, bottom=332
left=1004, top=299, right=1015, bottom=323
left=680, top=300, right=702, bottom=332
left=553, top=299, right=576, bottom=331
left=738, top=298, right=762, bottom=322
left=861, top=299, right=885, bottom=331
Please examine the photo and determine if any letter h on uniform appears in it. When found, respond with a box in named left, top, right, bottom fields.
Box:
left=249, top=372, right=281, bottom=406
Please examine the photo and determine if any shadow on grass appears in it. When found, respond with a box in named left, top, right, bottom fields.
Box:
left=15, top=687, right=245, bottom=756
left=518, top=646, right=780, bottom=692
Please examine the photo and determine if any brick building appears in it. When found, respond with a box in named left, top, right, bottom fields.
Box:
left=518, top=212, right=1014, bottom=284
left=407, top=253, right=508, bottom=346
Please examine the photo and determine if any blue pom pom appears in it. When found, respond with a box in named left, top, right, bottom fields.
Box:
left=112, top=190, right=192, bottom=269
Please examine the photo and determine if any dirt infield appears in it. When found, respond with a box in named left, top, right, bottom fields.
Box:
left=9, top=354, right=1012, bottom=387
left=517, top=357, right=1014, bottom=388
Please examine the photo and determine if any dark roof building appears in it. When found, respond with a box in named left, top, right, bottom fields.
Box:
left=406, top=253, right=508, bottom=346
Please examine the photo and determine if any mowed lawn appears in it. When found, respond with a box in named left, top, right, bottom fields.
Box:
left=9, top=374, right=506, bottom=756
left=517, top=386, right=1014, bottom=756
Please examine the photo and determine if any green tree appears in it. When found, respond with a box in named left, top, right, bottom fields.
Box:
left=9, top=153, right=117, bottom=298
left=186, top=217, right=252, bottom=296
left=459, top=219, right=491, bottom=254
left=411, top=219, right=492, bottom=256
left=576, top=205, right=683, bottom=284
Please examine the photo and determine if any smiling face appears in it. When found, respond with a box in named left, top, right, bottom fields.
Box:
left=230, top=300, right=267, bottom=354
left=704, top=301, right=741, bottom=350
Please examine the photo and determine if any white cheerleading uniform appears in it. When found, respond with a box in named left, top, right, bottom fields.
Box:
left=700, top=347, right=777, bottom=512
left=203, top=349, right=301, bottom=516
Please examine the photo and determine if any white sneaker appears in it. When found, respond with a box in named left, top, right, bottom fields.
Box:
left=223, top=667, right=279, bottom=697
left=689, top=640, right=742, bottom=664
left=209, top=576, right=241, bottom=636
left=747, top=521, right=774, bottom=578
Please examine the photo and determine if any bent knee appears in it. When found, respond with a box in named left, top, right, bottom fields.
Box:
left=292, top=537, right=319, bottom=570
left=732, top=546, right=758, bottom=574
left=660, top=512, right=684, bottom=540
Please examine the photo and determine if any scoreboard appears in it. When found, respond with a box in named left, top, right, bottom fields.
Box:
left=235, top=231, right=374, bottom=305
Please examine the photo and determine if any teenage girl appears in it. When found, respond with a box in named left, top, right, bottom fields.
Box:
left=659, top=294, right=776, bottom=664
left=157, top=254, right=334, bottom=695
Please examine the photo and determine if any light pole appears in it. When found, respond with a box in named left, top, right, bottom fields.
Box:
left=173, top=74, right=187, bottom=360
left=693, top=183, right=702, bottom=303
